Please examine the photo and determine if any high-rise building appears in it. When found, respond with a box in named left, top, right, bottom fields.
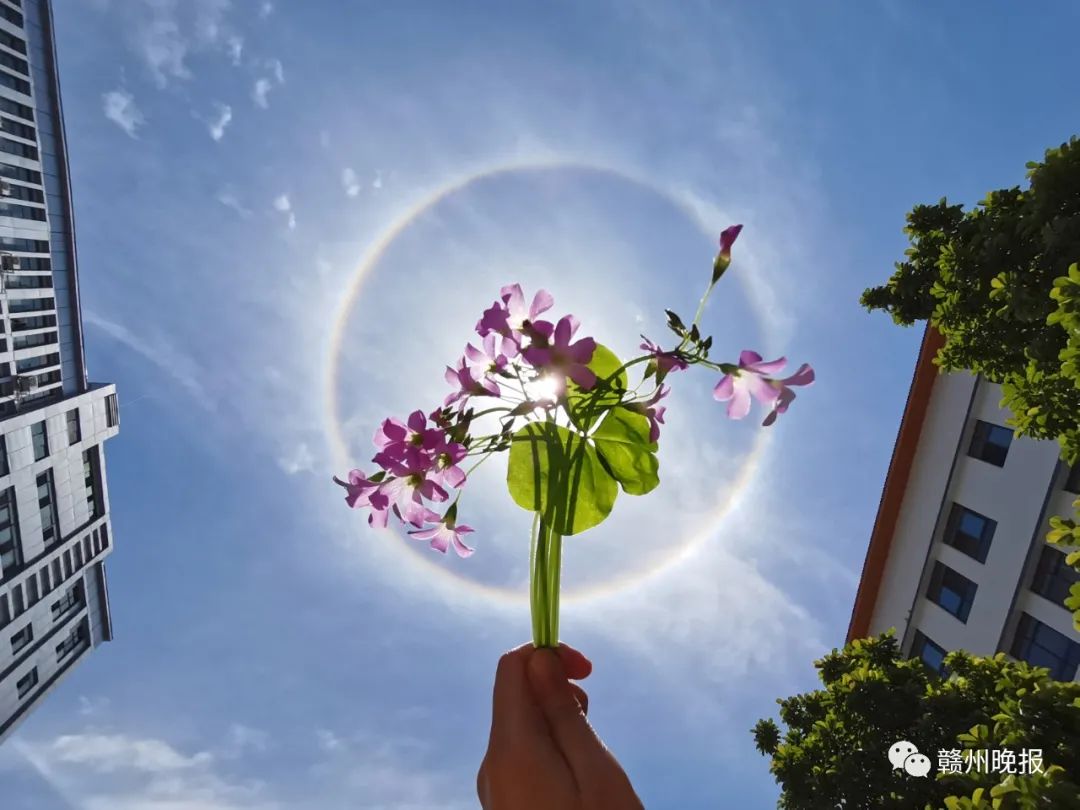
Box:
left=848, top=328, right=1080, bottom=682
left=0, top=0, right=120, bottom=743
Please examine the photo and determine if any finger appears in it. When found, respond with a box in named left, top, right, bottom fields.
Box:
left=569, top=683, right=589, bottom=716
left=489, top=644, right=546, bottom=748
left=527, top=648, right=607, bottom=777
left=556, top=643, right=592, bottom=681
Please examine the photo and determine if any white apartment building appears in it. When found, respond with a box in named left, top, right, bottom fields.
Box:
left=849, top=327, right=1080, bottom=682
left=0, top=0, right=120, bottom=743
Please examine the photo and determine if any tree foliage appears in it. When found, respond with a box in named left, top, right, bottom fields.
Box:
left=861, top=136, right=1080, bottom=463
left=753, top=634, right=1080, bottom=809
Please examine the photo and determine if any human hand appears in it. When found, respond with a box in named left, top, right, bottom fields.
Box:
left=477, top=643, right=644, bottom=810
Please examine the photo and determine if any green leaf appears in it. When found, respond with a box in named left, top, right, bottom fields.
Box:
left=593, top=407, right=660, bottom=496
left=505, top=422, right=617, bottom=535
left=566, top=343, right=627, bottom=431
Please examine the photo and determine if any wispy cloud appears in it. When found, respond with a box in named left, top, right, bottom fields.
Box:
left=85, top=311, right=216, bottom=410
left=102, top=89, right=144, bottom=138
left=267, top=58, right=285, bottom=84
left=258, top=1, right=274, bottom=20
left=207, top=102, right=233, bottom=141
left=273, top=193, right=296, bottom=229
left=222, top=725, right=270, bottom=758
left=278, top=442, right=315, bottom=475
left=252, top=77, right=273, bottom=108
left=78, top=696, right=111, bottom=718
left=372, top=170, right=383, bottom=190
left=226, top=35, right=244, bottom=66
left=217, top=187, right=252, bottom=218
left=49, top=734, right=212, bottom=773
left=118, top=0, right=234, bottom=86
left=341, top=168, right=361, bottom=197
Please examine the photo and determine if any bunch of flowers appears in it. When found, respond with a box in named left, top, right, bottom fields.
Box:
left=334, top=225, right=814, bottom=646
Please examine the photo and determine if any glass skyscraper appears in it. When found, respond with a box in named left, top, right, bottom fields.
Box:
left=0, top=0, right=120, bottom=743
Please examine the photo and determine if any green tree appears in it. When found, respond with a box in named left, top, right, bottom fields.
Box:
left=861, top=136, right=1080, bottom=628
left=752, top=634, right=1080, bottom=809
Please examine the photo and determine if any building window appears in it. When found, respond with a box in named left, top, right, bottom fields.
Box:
left=37, top=471, right=57, bottom=546
left=0, top=137, right=36, bottom=159
left=0, top=30, right=27, bottom=57
left=1010, top=613, right=1080, bottom=681
left=0, top=434, right=7, bottom=476
left=1066, top=463, right=1080, bottom=496
left=67, top=409, right=80, bottom=444
left=0, top=4, right=23, bottom=28
left=83, top=449, right=100, bottom=519
left=0, top=486, right=21, bottom=575
left=105, top=394, right=118, bottom=428
left=0, top=50, right=28, bottom=77
left=55, top=622, right=86, bottom=662
left=943, top=504, right=996, bottom=564
left=9, top=620, right=31, bottom=653
left=911, top=630, right=948, bottom=675
left=16, top=667, right=37, bottom=699
left=31, top=420, right=47, bottom=460
left=926, top=561, right=978, bottom=623
left=1031, top=545, right=1080, bottom=606
left=51, top=582, right=82, bottom=622
left=968, top=420, right=1013, bottom=467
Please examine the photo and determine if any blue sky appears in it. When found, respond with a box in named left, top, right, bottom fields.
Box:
left=2, top=1, right=1079, bottom=807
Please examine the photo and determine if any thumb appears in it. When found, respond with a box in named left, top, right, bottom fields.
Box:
left=527, top=649, right=606, bottom=777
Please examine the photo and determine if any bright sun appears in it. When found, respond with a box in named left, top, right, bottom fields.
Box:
left=523, top=374, right=561, bottom=403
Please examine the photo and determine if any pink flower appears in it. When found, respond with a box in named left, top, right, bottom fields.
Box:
left=712, top=224, right=743, bottom=283
left=463, top=333, right=510, bottom=382
left=522, top=315, right=597, bottom=390
left=630, top=384, right=670, bottom=443
left=373, top=410, right=444, bottom=462
left=444, top=358, right=500, bottom=409
left=476, top=284, right=554, bottom=355
left=409, top=512, right=475, bottom=557
left=640, top=336, right=688, bottom=376
left=332, top=469, right=379, bottom=509
left=713, top=351, right=814, bottom=426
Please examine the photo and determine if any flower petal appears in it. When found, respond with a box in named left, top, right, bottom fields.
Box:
left=746, top=373, right=782, bottom=406
left=738, top=350, right=764, bottom=367
left=713, top=374, right=735, bottom=401
left=781, top=363, right=815, bottom=387
left=727, top=387, right=752, bottom=420
left=745, top=356, right=787, bottom=376
left=568, top=364, right=597, bottom=390
left=530, top=290, right=554, bottom=319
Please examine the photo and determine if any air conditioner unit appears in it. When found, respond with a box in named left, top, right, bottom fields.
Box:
left=0, top=180, right=10, bottom=197
left=16, top=375, right=38, bottom=393
left=0, top=253, right=18, bottom=271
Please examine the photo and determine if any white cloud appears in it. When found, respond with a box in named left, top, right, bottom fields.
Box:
left=226, top=35, right=243, bottom=66
left=223, top=725, right=269, bottom=758
left=123, top=0, right=235, bottom=86
left=207, top=103, right=233, bottom=141
left=371, top=170, right=383, bottom=190
left=315, top=730, right=342, bottom=754
left=102, top=90, right=145, bottom=138
left=258, top=1, right=273, bottom=19
left=85, top=311, right=216, bottom=410
left=273, top=194, right=296, bottom=229
left=267, top=58, right=285, bottom=84
left=50, top=734, right=212, bottom=774
left=341, top=168, right=361, bottom=197
left=78, top=696, right=111, bottom=717
left=252, top=78, right=273, bottom=109
left=216, top=188, right=252, bottom=218
left=138, top=15, right=190, bottom=87
left=278, top=443, right=315, bottom=475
